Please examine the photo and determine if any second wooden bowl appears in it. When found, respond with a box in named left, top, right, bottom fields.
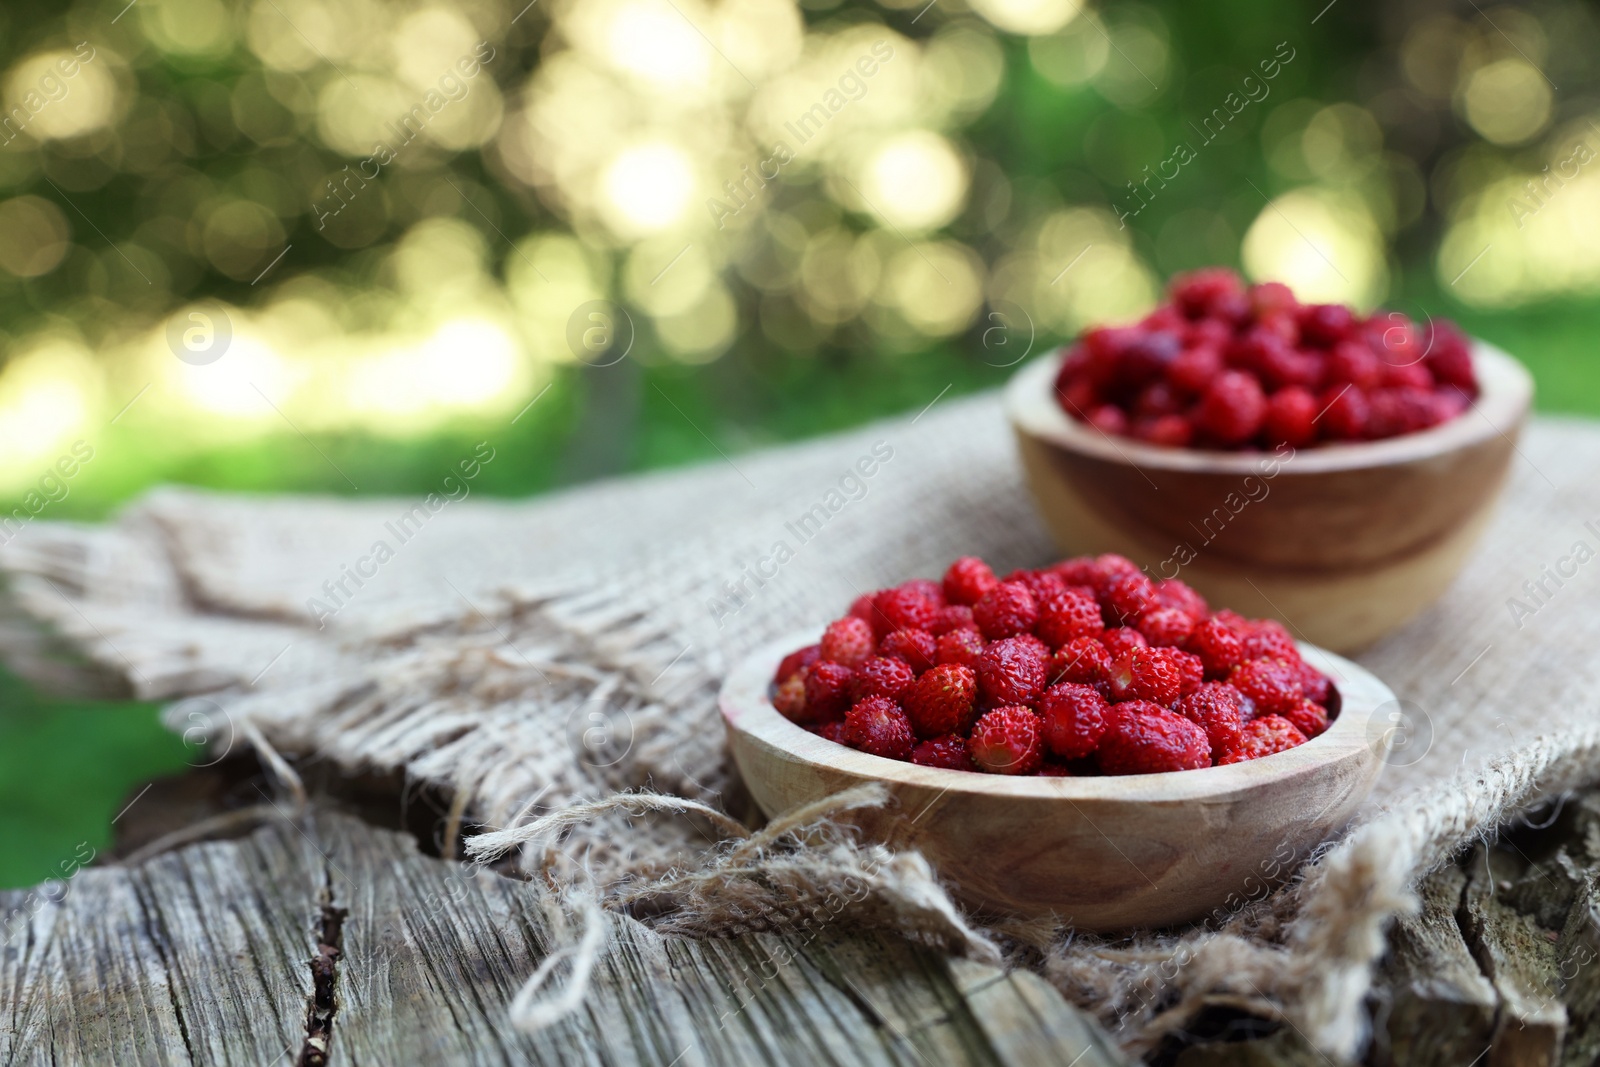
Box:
left=1007, top=342, right=1532, bottom=653
left=721, top=631, right=1395, bottom=930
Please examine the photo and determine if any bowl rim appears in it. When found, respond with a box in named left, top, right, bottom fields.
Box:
left=1005, top=339, right=1533, bottom=477
left=721, top=628, right=1396, bottom=804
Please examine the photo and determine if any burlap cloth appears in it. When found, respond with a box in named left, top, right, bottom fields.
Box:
left=4, top=392, right=1598, bottom=1059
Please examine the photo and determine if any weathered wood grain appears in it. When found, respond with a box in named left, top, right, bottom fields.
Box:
left=1370, top=864, right=1496, bottom=1067
left=0, top=808, right=1127, bottom=1067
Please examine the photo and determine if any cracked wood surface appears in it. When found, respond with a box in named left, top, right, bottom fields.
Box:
left=0, top=809, right=1126, bottom=1067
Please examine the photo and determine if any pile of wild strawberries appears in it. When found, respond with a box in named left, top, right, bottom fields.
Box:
left=770, top=554, right=1336, bottom=776
left=1053, top=268, right=1479, bottom=450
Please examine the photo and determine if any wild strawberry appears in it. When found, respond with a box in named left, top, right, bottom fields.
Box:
left=1037, top=762, right=1074, bottom=777
left=899, top=579, right=945, bottom=606
left=1037, top=589, right=1105, bottom=646
left=1097, top=703, right=1211, bottom=774
left=977, top=636, right=1048, bottom=707
left=1102, top=570, right=1157, bottom=624
left=902, top=663, right=978, bottom=738
left=849, top=593, right=889, bottom=634
left=1107, top=646, right=1182, bottom=705
left=874, top=586, right=941, bottom=635
left=1138, top=608, right=1194, bottom=648
left=850, top=656, right=915, bottom=703
left=1091, top=554, right=1142, bottom=592
left=1229, top=657, right=1304, bottom=714
left=1003, top=569, right=1069, bottom=605
left=774, top=644, right=820, bottom=684
left=1423, top=320, right=1476, bottom=394
left=935, top=627, right=985, bottom=669
left=1264, top=386, right=1319, bottom=448
left=820, top=616, right=875, bottom=667
left=803, top=661, right=854, bottom=721
left=1135, top=381, right=1185, bottom=418
left=1048, top=637, right=1111, bottom=685
left=1136, top=414, right=1193, bottom=448
left=1186, top=617, right=1244, bottom=678
left=1154, top=578, right=1208, bottom=621
left=1170, top=648, right=1205, bottom=695
left=942, top=555, right=998, bottom=606
left=772, top=673, right=808, bottom=722
left=1195, top=370, right=1267, bottom=445
left=931, top=605, right=975, bottom=636
left=1174, top=682, right=1245, bottom=759
left=880, top=628, right=936, bottom=673
left=843, top=696, right=914, bottom=761
left=1088, top=404, right=1129, bottom=436
left=972, top=581, right=1039, bottom=640
left=1049, top=557, right=1102, bottom=588
left=912, top=734, right=977, bottom=772
left=1038, top=683, right=1110, bottom=760
left=1168, top=344, right=1224, bottom=394
left=1249, top=281, right=1298, bottom=317
left=1170, top=267, right=1245, bottom=319
left=1297, top=660, right=1332, bottom=706
left=1101, top=626, right=1148, bottom=658
left=1318, top=385, right=1369, bottom=440
left=816, top=720, right=848, bottom=744
left=969, top=707, right=1044, bottom=775
left=1299, top=303, right=1354, bottom=346
left=1326, top=341, right=1381, bottom=390
left=1217, top=714, right=1308, bottom=764
left=1281, top=697, right=1329, bottom=739
left=1241, top=620, right=1299, bottom=663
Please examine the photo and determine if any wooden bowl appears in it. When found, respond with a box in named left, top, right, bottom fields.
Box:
left=1007, top=342, right=1533, bottom=653
left=721, top=631, right=1395, bottom=929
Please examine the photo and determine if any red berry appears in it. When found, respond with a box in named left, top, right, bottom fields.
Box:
left=803, top=661, right=855, bottom=721
left=1037, top=589, right=1105, bottom=646
left=1281, top=697, right=1330, bottom=739
left=902, top=663, right=979, bottom=738
left=943, top=556, right=998, bottom=606
left=1003, top=569, right=1069, bottom=605
left=1170, top=648, right=1205, bottom=695
left=1048, top=637, right=1111, bottom=685
left=1297, top=660, right=1332, bottom=706
left=1168, top=344, right=1224, bottom=394
left=969, top=707, right=1044, bottom=775
left=875, top=586, right=941, bottom=635
left=1037, top=762, right=1074, bottom=777
left=1249, top=281, right=1298, bottom=317
left=931, top=605, right=975, bottom=636
left=1229, top=657, right=1304, bottom=714
left=1299, top=303, right=1354, bottom=346
left=1264, top=386, right=1319, bottom=448
left=816, top=720, right=849, bottom=744
left=1154, top=578, right=1208, bottom=621
left=1195, top=370, right=1267, bottom=445
left=1137, top=414, right=1194, bottom=448
left=899, top=578, right=945, bottom=606
left=1102, top=570, right=1157, bottom=624
left=1423, top=319, right=1477, bottom=394
left=1135, top=381, right=1185, bottom=418
left=1038, top=683, right=1110, bottom=760
left=1326, top=341, right=1381, bottom=390
left=1101, top=626, right=1148, bottom=658
left=850, top=656, right=915, bottom=703
left=774, top=644, right=821, bottom=684
left=880, top=628, right=936, bottom=673
left=1318, top=385, right=1369, bottom=440
left=976, top=636, right=1048, bottom=707
left=1170, top=267, right=1245, bottom=319
left=1106, top=646, right=1182, bottom=705
left=1174, top=682, right=1246, bottom=759
left=1050, top=556, right=1101, bottom=588
left=1097, top=703, right=1211, bottom=774
left=1138, top=607, right=1194, bottom=647
left=935, top=627, right=986, bottom=669
left=1087, top=404, right=1129, bottom=436
left=1186, top=618, right=1245, bottom=678
left=911, top=734, right=977, bottom=772
left=1241, top=619, right=1298, bottom=663
left=820, top=616, right=875, bottom=667
left=849, top=594, right=890, bottom=634
left=773, top=673, right=808, bottom=722
left=843, top=696, right=914, bottom=760
left=1217, top=714, right=1308, bottom=764
left=972, top=581, right=1039, bottom=640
